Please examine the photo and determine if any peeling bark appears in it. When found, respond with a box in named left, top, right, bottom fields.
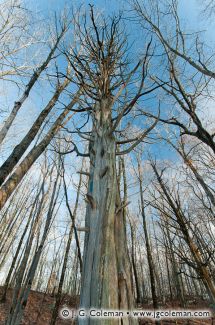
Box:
left=79, top=99, right=137, bottom=325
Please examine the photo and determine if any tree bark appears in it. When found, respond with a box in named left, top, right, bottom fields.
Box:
left=0, top=79, right=69, bottom=186
left=50, top=162, right=83, bottom=325
left=152, top=163, right=215, bottom=310
left=0, top=92, right=79, bottom=211
left=129, top=221, right=142, bottom=304
left=79, top=99, right=137, bottom=325
left=0, top=207, right=32, bottom=302
left=0, top=27, right=66, bottom=145
left=5, top=169, right=60, bottom=325
left=137, top=158, right=159, bottom=310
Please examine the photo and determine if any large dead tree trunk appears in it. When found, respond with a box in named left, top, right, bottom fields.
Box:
left=79, top=99, right=137, bottom=325
left=68, top=8, right=157, bottom=323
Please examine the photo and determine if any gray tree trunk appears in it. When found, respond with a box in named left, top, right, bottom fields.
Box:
left=137, top=158, right=159, bottom=310
left=0, top=91, right=80, bottom=210
left=79, top=99, right=137, bottom=325
left=152, top=163, right=215, bottom=310
left=5, top=169, right=60, bottom=325
left=0, top=79, right=69, bottom=186
left=0, top=27, right=66, bottom=145
left=50, top=163, right=83, bottom=325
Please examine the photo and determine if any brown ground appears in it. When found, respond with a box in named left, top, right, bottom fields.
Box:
left=0, top=287, right=214, bottom=325
left=0, top=287, right=78, bottom=325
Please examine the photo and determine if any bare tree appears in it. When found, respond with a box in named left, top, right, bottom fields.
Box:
left=0, top=13, right=69, bottom=145
left=5, top=158, right=62, bottom=325
left=0, top=70, right=71, bottom=186
left=0, top=0, right=35, bottom=81
left=150, top=160, right=215, bottom=308
left=133, top=0, right=215, bottom=153
left=60, top=7, right=160, bottom=323
left=137, top=156, right=159, bottom=312
left=50, top=158, right=83, bottom=325
left=0, top=89, right=81, bottom=210
left=199, top=0, right=215, bottom=19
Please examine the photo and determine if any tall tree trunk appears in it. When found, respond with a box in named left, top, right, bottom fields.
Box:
left=79, top=99, right=137, bottom=325
left=50, top=162, right=83, bottom=325
left=162, top=218, right=185, bottom=307
left=0, top=91, right=80, bottom=210
left=129, top=220, right=142, bottom=304
left=164, top=245, right=173, bottom=304
left=0, top=78, right=69, bottom=186
left=50, top=224, right=73, bottom=324
left=0, top=208, right=32, bottom=302
left=137, top=158, right=159, bottom=311
left=152, top=163, right=215, bottom=310
left=5, top=169, right=60, bottom=325
left=137, top=242, right=147, bottom=303
left=0, top=27, right=66, bottom=145
left=121, top=157, right=140, bottom=304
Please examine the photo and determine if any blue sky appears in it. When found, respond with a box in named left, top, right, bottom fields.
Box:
left=0, top=0, right=215, bottom=284
left=25, top=0, right=215, bottom=36
left=25, top=0, right=125, bottom=14
left=1, top=0, right=215, bottom=164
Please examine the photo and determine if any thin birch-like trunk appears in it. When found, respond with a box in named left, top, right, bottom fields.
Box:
left=50, top=162, right=83, bottom=325
left=137, top=158, right=159, bottom=310
left=0, top=208, right=33, bottom=302
left=5, top=168, right=61, bottom=325
left=152, top=163, right=215, bottom=310
left=0, top=92, right=80, bottom=210
left=0, top=28, right=66, bottom=145
left=0, top=78, right=69, bottom=186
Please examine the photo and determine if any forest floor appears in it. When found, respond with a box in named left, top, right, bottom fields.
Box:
left=0, top=287, right=213, bottom=325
